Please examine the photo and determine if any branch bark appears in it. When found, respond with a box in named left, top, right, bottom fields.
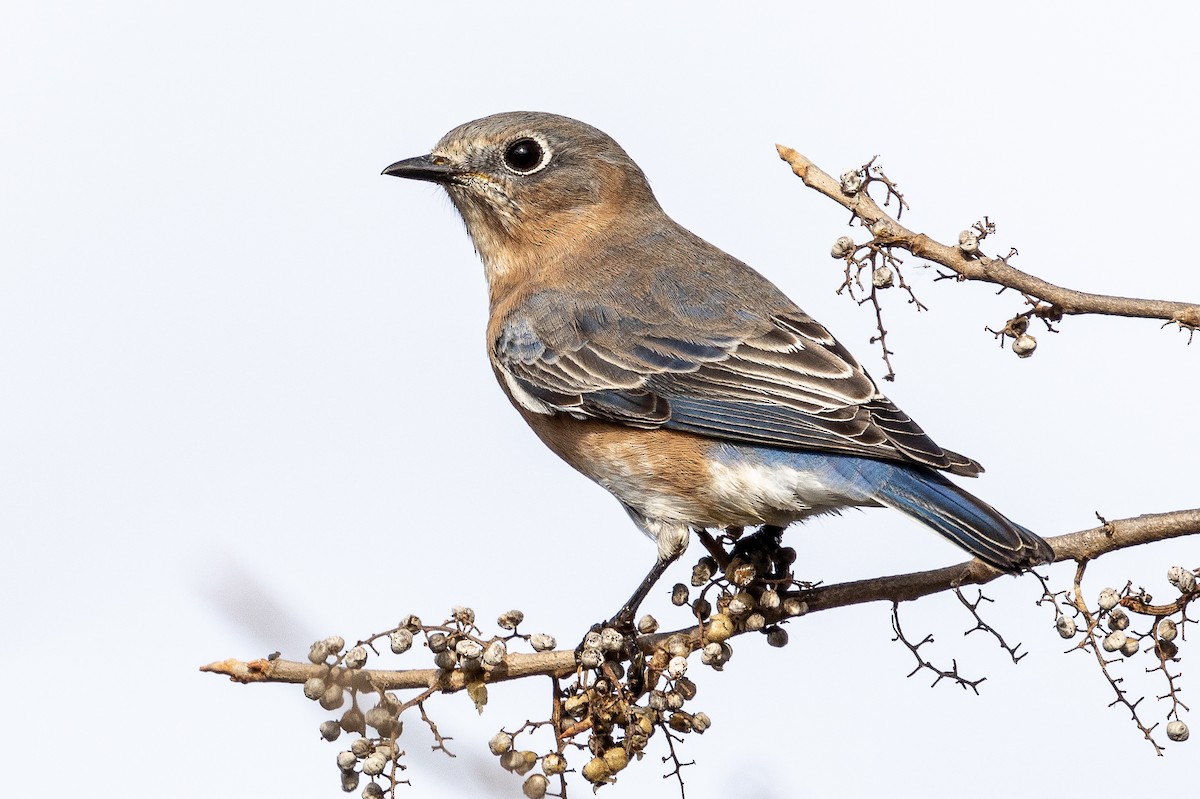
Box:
left=775, top=144, right=1200, bottom=332
left=202, top=507, right=1200, bottom=692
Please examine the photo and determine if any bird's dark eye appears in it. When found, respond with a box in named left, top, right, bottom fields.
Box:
left=503, top=138, right=546, bottom=174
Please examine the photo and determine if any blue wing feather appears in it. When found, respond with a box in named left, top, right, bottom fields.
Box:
left=494, top=299, right=981, bottom=475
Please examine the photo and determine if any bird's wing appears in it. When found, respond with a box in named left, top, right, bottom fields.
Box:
left=494, top=292, right=981, bottom=476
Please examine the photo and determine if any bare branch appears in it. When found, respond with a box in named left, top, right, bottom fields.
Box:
left=202, top=508, right=1200, bottom=690
left=776, top=144, right=1200, bottom=334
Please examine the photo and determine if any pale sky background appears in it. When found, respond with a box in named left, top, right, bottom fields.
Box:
left=2, top=2, right=1197, bottom=797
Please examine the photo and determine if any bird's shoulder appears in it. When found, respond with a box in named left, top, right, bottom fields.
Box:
left=490, top=221, right=795, bottom=342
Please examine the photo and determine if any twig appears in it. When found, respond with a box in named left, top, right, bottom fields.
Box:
left=954, top=587, right=1027, bottom=664
left=891, top=602, right=985, bottom=692
left=1067, top=562, right=1165, bottom=755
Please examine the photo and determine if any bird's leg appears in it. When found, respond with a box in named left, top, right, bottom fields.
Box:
left=606, top=555, right=676, bottom=633
left=576, top=520, right=688, bottom=683
left=572, top=556, right=667, bottom=698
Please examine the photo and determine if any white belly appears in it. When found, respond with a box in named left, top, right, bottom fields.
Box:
left=702, top=456, right=874, bottom=526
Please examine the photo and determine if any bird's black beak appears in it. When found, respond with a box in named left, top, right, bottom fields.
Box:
left=381, top=154, right=461, bottom=185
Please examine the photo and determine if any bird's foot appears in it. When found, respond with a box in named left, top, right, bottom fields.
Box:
left=725, top=524, right=795, bottom=584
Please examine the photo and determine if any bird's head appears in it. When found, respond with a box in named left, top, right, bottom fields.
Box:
left=384, top=112, right=662, bottom=283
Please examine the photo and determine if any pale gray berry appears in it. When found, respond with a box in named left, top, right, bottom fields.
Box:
left=667, top=634, right=691, bottom=658
left=340, top=770, right=360, bottom=793
left=671, top=583, right=690, bottom=605
left=1102, top=630, right=1127, bottom=652
left=1107, top=607, right=1130, bottom=631
left=1158, top=618, right=1178, bottom=642
left=727, top=596, right=751, bottom=616
left=579, top=648, right=604, bottom=669
left=433, top=650, right=457, bottom=671
left=427, top=632, right=449, bottom=653
left=350, top=737, right=372, bottom=758
left=958, top=230, right=979, bottom=254
left=693, top=712, right=712, bottom=733
left=304, top=677, right=328, bottom=701
left=600, top=627, right=624, bottom=653
left=1120, top=635, right=1140, bottom=657
left=729, top=563, right=756, bottom=587
left=1168, top=566, right=1197, bottom=593
left=362, top=783, right=384, bottom=799
left=831, top=236, right=856, bottom=259
left=872, top=265, right=894, bottom=289
left=455, top=639, right=483, bottom=660
left=497, top=609, right=525, bottom=630
left=501, top=750, right=537, bottom=776
left=361, top=753, right=387, bottom=777
left=529, top=633, right=556, bottom=652
left=637, top=614, right=660, bottom=634
left=340, top=708, right=366, bottom=736
left=389, top=629, right=413, bottom=655
left=309, top=641, right=333, bottom=664
left=541, top=752, right=567, bottom=775
left=1166, top=720, right=1189, bottom=742
left=489, top=731, right=513, bottom=756
left=397, top=614, right=421, bottom=631
left=523, top=774, right=549, bottom=799
left=840, top=170, right=864, bottom=195
left=452, top=606, right=475, bottom=626
left=320, top=720, right=342, bottom=742
left=344, top=646, right=368, bottom=670
left=1056, top=615, right=1077, bottom=639
left=1098, top=588, right=1120, bottom=611
left=1012, top=334, right=1037, bottom=358
left=365, top=706, right=398, bottom=737
left=783, top=598, right=808, bottom=616
left=320, top=683, right=346, bottom=711
left=515, top=751, right=540, bottom=776
left=701, top=641, right=725, bottom=667
left=667, top=655, right=688, bottom=679
left=483, top=640, right=507, bottom=668
left=337, top=751, right=358, bottom=772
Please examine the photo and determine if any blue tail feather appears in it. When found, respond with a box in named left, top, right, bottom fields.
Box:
left=856, top=459, right=1054, bottom=571
left=707, top=445, right=1055, bottom=571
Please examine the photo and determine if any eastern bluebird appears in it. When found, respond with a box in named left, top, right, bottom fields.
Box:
left=384, top=111, right=1053, bottom=618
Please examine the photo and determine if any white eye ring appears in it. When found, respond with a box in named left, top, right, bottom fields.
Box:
left=501, top=134, right=551, bottom=175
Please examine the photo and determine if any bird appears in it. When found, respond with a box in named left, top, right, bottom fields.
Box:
left=383, top=111, right=1053, bottom=621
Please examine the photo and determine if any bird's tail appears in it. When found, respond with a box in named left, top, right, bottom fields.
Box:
left=864, top=461, right=1055, bottom=572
